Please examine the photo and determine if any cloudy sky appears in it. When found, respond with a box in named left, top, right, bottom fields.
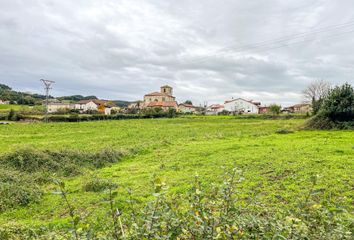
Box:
left=1, top=0, right=354, bottom=106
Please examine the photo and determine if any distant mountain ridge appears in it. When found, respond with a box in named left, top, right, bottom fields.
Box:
left=57, top=95, right=98, bottom=102
left=112, top=100, right=131, bottom=107
left=0, top=83, right=48, bottom=105
left=0, top=83, right=130, bottom=107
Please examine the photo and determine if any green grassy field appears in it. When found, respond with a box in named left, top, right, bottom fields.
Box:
left=0, top=104, right=26, bottom=111
left=0, top=116, right=353, bottom=233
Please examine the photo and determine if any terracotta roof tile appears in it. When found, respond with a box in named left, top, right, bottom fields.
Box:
left=179, top=103, right=196, bottom=108
left=144, top=92, right=174, bottom=97
left=147, top=101, right=177, bottom=108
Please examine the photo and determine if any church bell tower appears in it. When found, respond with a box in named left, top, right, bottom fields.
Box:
left=160, top=85, right=173, bottom=96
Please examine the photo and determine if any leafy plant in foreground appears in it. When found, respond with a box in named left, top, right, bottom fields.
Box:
left=1, top=170, right=352, bottom=239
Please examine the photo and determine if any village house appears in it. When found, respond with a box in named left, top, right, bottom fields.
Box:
left=76, top=100, right=99, bottom=112
left=47, top=101, right=74, bottom=113
left=258, top=106, right=270, bottom=114
left=178, top=103, right=198, bottom=113
left=76, top=99, right=116, bottom=115
left=127, top=100, right=143, bottom=110
left=142, top=85, right=178, bottom=111
left=46, top=99, right=116, bottom=115
left=0, top=99, right=10, bottom=104
left=287, top=103, right=312, bottom=114
left=224, top=98, right=261, bottom=114
left=206, top=104, right=224, bottom=115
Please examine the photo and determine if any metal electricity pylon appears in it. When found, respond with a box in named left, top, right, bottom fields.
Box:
left=40, top=79, right=55, bottom=123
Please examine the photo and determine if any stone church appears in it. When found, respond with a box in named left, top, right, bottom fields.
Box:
left=142, top=85, right=178, bottom=110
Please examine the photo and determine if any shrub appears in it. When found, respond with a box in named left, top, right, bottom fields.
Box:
left=0, top=170, right=42, bottom=212
left=167, top=108, right=177, bottom=118
left=6, top=109, right=24, bottom=121
left=83, top=178, right=117, bottom=192
left=269, top=104, right=282, bottom=115
left=320, top=83, right=354, bottom=122
left=305, top=83, right=354, bottom=129
left=7, top=109, right=15, bottom=120
left=275, top=129, right=294, bottom=134
left=218, top=110, right=230, bottom=115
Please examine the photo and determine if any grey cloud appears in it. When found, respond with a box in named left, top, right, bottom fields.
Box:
left=0, top=0, right=354, bottom=106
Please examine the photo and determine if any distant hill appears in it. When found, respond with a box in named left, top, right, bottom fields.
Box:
left=57, top=95, right=98, bottom=102
left=0, top=83, right=48, bottom=105
left=0, top=83, right=131, bottom=107
left=112, top=100, right=131, bottom=107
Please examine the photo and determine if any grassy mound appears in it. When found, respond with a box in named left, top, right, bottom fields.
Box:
left=0, top=147, right=125, bottom=176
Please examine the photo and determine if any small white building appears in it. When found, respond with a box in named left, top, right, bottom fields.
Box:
left=224, top=98, right=260, bottom=114
left=206, top=104, right=225, bottom=115
left=104, top=107, right=113, bottom=115
left=76, top=100, right=99, bottom=111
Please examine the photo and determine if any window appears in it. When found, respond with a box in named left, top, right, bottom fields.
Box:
left=162, top=97, right=165, bottom=101
left=163, top=89, right=166, bottom=93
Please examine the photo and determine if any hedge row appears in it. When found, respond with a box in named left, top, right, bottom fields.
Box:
left=0, top=112, right=179, bottom=122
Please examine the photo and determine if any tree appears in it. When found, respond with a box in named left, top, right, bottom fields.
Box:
left=167, top=108, right=177, bottom=118
left=269, top=104, right=281, bottom=115
left=184, top=100, right=193, bottom=105
left=303, top=80, right=331, bottom=114
left=8, top=109, right=16, bottom=120
left=319, top=83, right=354, bottom=122
left=0, top=83, right=11, bottom=91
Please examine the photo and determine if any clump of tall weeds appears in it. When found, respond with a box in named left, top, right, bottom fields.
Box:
left=0, top=147, right=124, bottom=176
left=0, top=169, right=42, bottom=212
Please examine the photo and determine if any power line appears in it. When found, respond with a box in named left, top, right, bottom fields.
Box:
left=40, top=79, right=55, bottom=123
left=181, top=20, right=354, bottom=65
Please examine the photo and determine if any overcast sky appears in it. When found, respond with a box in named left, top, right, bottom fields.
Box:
left=1, top=0, right=354, bottom=106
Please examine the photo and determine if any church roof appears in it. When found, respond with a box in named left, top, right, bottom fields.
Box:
left=145, top=92, right=173, bottom=97
left=147, top=101, right=177, bottom=108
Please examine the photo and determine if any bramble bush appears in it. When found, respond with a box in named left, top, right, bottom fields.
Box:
left=0, top=169, right=42, bottom=212
left=83, top=177, right=117, bottom=192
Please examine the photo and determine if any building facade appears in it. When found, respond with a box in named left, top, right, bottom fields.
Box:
left=290, top=103, right=312, bottom=114
left=76, top=100, right=99, bottom=112
left=178, top=103, right=197, bottom=113
left=47, top=102, right=74, bottom=113
left=224, top=98, right=260, bottom=114
left=206, top=104, right=224, bottom=115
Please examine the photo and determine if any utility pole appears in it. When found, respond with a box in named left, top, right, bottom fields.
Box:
left=40, top=79, right=55, bottom=123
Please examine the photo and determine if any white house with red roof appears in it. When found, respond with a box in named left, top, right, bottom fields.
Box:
left=224, top=98, right=261, bottom=114
left=206, top=104, right=225, bottom=115
left=76, top=100, right=99, bottom=111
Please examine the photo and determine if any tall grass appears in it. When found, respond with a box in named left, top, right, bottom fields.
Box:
left=0, top=169, right=352, bottom=239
